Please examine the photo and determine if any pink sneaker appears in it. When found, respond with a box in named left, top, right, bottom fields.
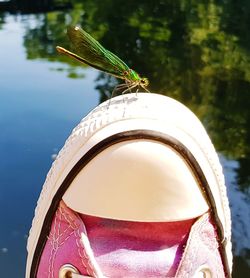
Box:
left=26, top=93, right=232, bottom=277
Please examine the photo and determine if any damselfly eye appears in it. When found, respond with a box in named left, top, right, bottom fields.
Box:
left=141, top=78, right=149, bottom=86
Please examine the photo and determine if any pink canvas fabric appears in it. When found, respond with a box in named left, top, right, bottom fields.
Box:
left=37, top=201, right=98, bottom=277
left=81, top=213, right=195, bottom=277
left=175, top=213, right=225, bottom=277
left=37, top=200, right=225, bottom=277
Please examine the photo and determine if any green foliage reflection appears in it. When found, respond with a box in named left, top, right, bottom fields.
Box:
left=18, top=0, right=250, bottom=193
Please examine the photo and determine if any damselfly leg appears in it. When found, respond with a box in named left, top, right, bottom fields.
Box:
left=108, top=83, right=129, bottom=108
left=141, top=85, right=151, bottom=93
left=120, top=83, right=138, bottom=95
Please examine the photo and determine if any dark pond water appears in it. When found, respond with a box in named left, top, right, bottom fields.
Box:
left=0, top=1, right=249, bottom=277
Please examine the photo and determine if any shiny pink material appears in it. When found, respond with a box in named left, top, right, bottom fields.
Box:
left=37, top=201, right=225, bottom=277
left=81, top=213, right=195, bottom=277
left=175, top=213, right=225, bottom=277
left=37, top=201, right=96, bottom=277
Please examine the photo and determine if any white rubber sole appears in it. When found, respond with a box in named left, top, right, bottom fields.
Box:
left=26, top=93, right=232, bottom=277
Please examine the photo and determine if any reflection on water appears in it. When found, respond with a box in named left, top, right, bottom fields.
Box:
left=222, top=158, right=250, bottom=265
left=0, top=13, right=99, bottom=277
left=0, top=0, right=250, bottom=276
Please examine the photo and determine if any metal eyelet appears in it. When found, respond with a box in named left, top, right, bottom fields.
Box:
left=59, top=264, right=79, bottom=278
left=194, top=265, right=212, bottom=278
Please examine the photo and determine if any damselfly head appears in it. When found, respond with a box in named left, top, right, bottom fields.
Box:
left=140, top=77, right=149, bottom=87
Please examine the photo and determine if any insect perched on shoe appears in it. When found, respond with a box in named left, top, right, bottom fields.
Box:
left=56, top=26, right=149, bottom=96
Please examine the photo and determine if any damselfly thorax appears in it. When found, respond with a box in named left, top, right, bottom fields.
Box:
left=113, top=69, right=149, bottom=95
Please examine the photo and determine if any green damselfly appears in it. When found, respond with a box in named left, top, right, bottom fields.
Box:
left=56, top=26, right=149, bottom=95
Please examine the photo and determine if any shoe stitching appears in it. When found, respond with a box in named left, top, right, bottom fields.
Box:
left=48, top=206, right=77, bottom=278
left=74, top=228, right=92, bottom=276
left=204, top=217, right=224, bottom=275
left=201, top=215, right=225, bottom=277
left=56, top=205, right=77, bottom=246
left=49, top=209, right=60, bottom=278
left=175, top=214, right=225, bottom=278
left=51, top=208, right=60, bottom=278
left=47, top=204, right=79, bottom=242
left=59, top=204, right=78, bottom=230
left=58, top=203, right=97, bottom=276
left=48, top=207, right=59, bottom=278
left=175, top=214, right=206, bottom=277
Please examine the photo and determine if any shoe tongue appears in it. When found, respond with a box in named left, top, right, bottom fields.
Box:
left=81, top=214, right=196, bottom=277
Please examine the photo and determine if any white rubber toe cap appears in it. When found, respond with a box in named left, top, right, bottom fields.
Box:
left=63, top=139, right=209, bottom=221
